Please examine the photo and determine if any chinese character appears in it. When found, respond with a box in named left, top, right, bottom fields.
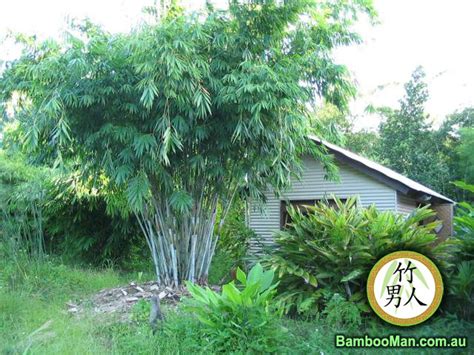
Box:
left=403, top=286, right=427, bottom=307
left=394, top=260, right=417, bottom=283
left=385, top=285, right=402, bottom=308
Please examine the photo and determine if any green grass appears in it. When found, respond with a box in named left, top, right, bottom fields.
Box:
left=0, top=258, right=132, bottom=354
left=1, top=293, right=108, bottom=354
left=282, top=316, right=473, bottom=355
left=1, top=259, right=472, bottom=354
left=100, top=309, right=474, bottom=355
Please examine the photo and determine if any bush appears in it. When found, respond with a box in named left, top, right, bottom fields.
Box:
left=449, top=261, right=474, bottom=320
left=207, top=250, right=236, bottom=285
left=453, top=181, right=474, bottom=261
left=185, top=263, right=284, bottom=352
left=217, top=198, right=254, bottom=264
left=323, top=293, right=362, bottom=331
left=43, top=172, right=144, bottom=267
left=447, top=181, right=474, bottom=320
left=0, top=149, right=146, bottom=268
left=209, top=198, right=256, bottom=284
left=265, top=197, right=454, bottom=316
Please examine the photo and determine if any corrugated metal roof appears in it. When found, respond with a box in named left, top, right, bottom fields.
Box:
left=309, top=135, right=454, bottom=204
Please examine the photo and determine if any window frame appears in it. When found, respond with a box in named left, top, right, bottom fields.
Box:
left=280, top=198, right=347, bottom=229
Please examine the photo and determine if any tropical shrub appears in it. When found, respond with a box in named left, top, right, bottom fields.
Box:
left=449, top=261, right=474, bottom=320
left=43, top=172, right=143, bottom=267
left=217, top=198, right=255, bottom=267
left=265, top=197, right=454, bottom=315
left=185, top=263, right=283, bottom=352
left=207, top=251, right=236, bottom=286
left=447, top=181, right=474, bottom=319
left=453, top=181, right=474, bottom=261
left=209, top=198, right=256, bottom=284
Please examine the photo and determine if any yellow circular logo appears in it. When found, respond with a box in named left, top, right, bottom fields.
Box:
left=367, top=251, right=443, bottom=326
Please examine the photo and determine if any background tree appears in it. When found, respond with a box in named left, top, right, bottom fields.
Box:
left=344, top=129, right=379, bottom=159
left=309, top=103, right=350, bottom=145
left=435, top=108, right=474, bottom=201
left=456, top=128, right=474, bottom=189
left=0, top=0, right=375, bottom=286
left=376, top=66, right=449, bottom=192
left=303, top=67, right=473, bottom=202
left=310, top=103, right=379, bottom=159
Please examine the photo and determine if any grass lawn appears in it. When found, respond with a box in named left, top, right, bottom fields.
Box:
left=1, top=260, right=472, bottom=354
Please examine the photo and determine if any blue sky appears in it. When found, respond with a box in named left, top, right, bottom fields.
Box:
left=1, top=0, right=473, bottom=130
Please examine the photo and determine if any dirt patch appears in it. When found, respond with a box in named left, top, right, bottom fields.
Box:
left=66, top=281, right=219, bottom=321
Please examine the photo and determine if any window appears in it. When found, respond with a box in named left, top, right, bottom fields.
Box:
left=280, top=198, right=346, bottom=229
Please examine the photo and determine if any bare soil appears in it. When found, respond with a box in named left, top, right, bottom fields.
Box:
left=66, top=281, right=220, bottom=321
left=67, top=281, right=186, bottom=317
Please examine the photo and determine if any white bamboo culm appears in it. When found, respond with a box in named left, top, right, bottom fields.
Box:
left=135, top=187, right=237, bottom=286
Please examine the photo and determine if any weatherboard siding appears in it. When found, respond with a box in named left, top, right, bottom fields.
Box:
left=396, top=192, right=417, bottom=216
left=248, top=156, right=397, bottom=253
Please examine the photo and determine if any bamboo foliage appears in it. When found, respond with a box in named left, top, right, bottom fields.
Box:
left=0, top=153, right=49, bottom=260
left=0, top=1, right=376, bottom=285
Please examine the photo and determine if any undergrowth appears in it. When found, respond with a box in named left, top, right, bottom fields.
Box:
left=0, top=259, right=472, bottom=354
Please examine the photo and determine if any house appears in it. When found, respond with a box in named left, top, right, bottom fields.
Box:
left=247, top=136, right=454, bottom=254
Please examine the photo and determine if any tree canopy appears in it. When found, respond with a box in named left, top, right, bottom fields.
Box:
left=376, top=66, right=447, bottom=190
left=0, top=0, right=375, bottom=284
left=326, top=66, right=474, bottom=201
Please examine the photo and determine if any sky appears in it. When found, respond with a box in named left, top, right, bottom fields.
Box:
left=334, top=0, right=474, bottom=130
left=1, top=0, right=473, bottom=131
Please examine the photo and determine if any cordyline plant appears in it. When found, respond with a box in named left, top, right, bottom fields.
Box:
left=265, top=197, right=455, bottom=315
left=0, top=0, right=375, bottom=285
